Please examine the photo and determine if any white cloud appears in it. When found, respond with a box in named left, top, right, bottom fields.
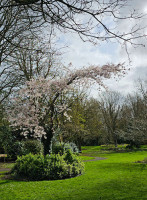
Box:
left=58, top=34, right=113, bottom=68
left=56, top=0, right=147, bottom=97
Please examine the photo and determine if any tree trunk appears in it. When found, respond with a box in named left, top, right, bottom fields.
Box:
left=76, top=137, right=82, bottom=153
left=114, top=140, right=118, bottom=148
left=42, top=127, right=53, bottom=155
left=113, top=133, right=118, bottom=148
left=42, top=103, right=54, bottom=155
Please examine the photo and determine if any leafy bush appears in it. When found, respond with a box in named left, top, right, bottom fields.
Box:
left=4, top=140, right=24, bottom=160
left=12, top=154, right=46, bottom=180
left=2, top=139, right=43, bottom=160
left=22, top=139, right=44, bottom=155
left=0, top=125, right=16, bottom=156
left=126, top=142, right=141, bottom=149
left=11, top=151, right=84, bottom=181
left=51, top=142, right=79, bottom=155
left=51, top=142, right=64, bottom=155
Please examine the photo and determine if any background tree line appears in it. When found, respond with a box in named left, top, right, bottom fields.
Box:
left=1, top=79, right=147, bottom=157
left=56, top=82, right=147, bottom=150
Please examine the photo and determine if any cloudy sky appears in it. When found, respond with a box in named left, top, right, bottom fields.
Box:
left=56, top=0, right=147, bottom=98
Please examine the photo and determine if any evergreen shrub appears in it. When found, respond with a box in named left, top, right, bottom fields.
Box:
left=11, top=151, right=84, bottom=181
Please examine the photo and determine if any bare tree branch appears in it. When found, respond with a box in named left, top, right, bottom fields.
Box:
left=0, top=0, right=146, bottom=46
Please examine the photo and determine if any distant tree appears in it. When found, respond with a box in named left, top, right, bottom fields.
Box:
left=99, top=91, right=123, bottom=147
left=84, top=98, right=103, bottom=146
left=59, top=89, right=87, bottom=152
left=119, top=118, right=147, bottom=148
left=119, top=92, right=147, bottom=147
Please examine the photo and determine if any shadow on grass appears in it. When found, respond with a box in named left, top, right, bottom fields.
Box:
left=86, top=161, right=147, bottom=172
left=0, top=180, right=13, bottom=185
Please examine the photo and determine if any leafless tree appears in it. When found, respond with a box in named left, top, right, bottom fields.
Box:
left=0, top=0, right=43, bottom=102
left=0, top=0, right=41, bottom=65
left=0, top=35, right=62, bottom=103
left=137, top=79, right=147, bottom=106
left=99, top=91, right=123, bottom=147
left=1, top=0, right=147, bottom=47
left=127, top=94, right=145, bottom=118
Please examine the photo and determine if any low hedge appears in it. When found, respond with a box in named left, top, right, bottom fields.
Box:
left=11, top=150, right=84, bottom=181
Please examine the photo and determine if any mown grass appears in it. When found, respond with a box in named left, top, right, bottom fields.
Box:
left=0, top=146, right=147, bottom=200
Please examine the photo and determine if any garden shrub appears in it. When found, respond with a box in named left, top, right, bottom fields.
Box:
left=51, top=142, right=79, bottom=155
left=11, top=151, right=84, bottom=181
left=126, top=142, right=141, bottom=149
left=0, top=125, right=19, bottom=159
left=64, top=149, right=78, bottom=163
left=3, top=139, right=43, bottom=160
left=22, top=139, right=44, bottom=155
left=64, top=149, right=84, bottom=175
left=12, top=154, right=46, bottom=180
left=51, top=142, right=64, bottom=155
left=0, top=125, right=44, bottom=159
left=5, top=141, right=24, bottom=160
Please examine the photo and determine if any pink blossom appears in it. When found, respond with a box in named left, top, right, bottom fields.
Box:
left=8, top=63, right=125, bottom=139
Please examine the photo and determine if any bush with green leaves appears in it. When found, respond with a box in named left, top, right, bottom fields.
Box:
left=51, top=142, right=64, bottom=155
left=11, top=150, right=84, bottom=181
left=2, top=138, right=24, bottom=160
left=22, top=139, right=44, bottom=155
left=0, top=125, right=15, bottom=156
left=2, top=138, right=44, bottom=159
left=51, top=142, right=79, bottom=155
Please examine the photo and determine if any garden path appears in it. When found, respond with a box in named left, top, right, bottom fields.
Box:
left=83, top=157, right=107, bottom=162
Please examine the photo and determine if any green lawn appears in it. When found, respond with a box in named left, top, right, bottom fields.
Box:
left=0, top=146, right=147, bottom=200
